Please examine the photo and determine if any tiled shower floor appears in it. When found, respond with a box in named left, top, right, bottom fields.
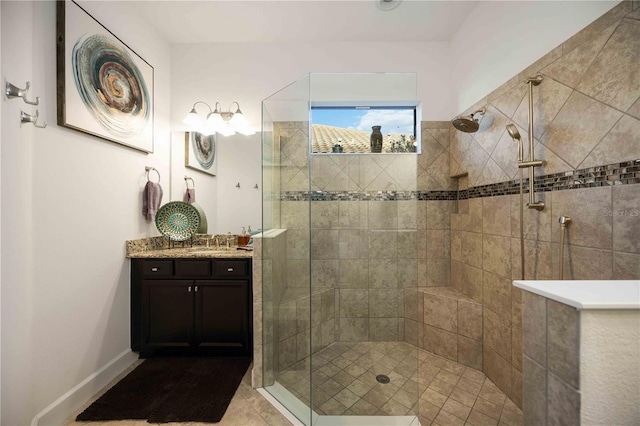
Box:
left=276, top=341, right=523, bottom=426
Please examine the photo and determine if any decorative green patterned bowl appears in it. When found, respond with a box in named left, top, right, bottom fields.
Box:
left=155, top=201, right=201, bottom=241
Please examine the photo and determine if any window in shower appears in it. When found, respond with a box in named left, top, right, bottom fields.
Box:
left=310, top=105, right=418, bottom=153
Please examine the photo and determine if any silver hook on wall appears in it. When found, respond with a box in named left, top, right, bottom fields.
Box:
left=254, top=184, right=259, bottom=189
left=6, top=81, right=40, bottom=105
left=20, top=110, right=47, bottom=128
left=184, top=176, right=195, bottom=189
left=236, top=182, right=241, bottom=188
left=145, top=166, right=161, bottom=183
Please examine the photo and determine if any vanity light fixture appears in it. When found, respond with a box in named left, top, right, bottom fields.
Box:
left=183, top=101, right=255, bottom=136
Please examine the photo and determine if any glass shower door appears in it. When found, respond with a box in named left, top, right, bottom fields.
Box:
left=261, top=74, right=313, bottom=425
left=261, top=72, right=420, bottom=426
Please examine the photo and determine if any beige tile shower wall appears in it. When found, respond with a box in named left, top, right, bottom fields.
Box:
left=448, top=1, right=640, bottom=409
left=257, top=230, right=288, bottom=387
left=405, top=287, right=484, bottom=371
left=450, top=1, right=639, bottom=185
left=276, top=120, right=456, bottom=344
left=278, top=121, right=456, bottom=193
left=451, top=185, right=640, bottom=408
left=263, top=123, right=281, bottom=231
left=451, top=195, right=523, bottom=407
left=276, top=287, right=335, bottom=372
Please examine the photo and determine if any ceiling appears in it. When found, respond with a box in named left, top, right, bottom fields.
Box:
left=128, top=0, right=479, bottom=44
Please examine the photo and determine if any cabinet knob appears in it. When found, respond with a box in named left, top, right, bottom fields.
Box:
left=227, top=267, right=234, bottom=272
left=188, top=286, right=192, bottom=292
left=195, top=286, right=199, bottom=292
left=151, top=267, right=159, bottom=272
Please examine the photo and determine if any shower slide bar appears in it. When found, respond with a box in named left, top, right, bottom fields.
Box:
left=522, top=74, right=545, bottom=210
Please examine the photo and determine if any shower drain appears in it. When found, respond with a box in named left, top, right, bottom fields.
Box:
left=376, top=374, right=390, bottom=384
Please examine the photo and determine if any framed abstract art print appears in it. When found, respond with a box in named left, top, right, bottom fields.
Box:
left=56, top=0, right=154, bottom=153
left=185, top=132, right=217, bottom=176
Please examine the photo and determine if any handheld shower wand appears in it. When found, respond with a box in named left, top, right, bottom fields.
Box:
left=506, top=124, right=523, bottom=162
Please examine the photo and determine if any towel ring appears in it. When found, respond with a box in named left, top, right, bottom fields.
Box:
left=184, top=176, right=195, bottom=189
left=145, top=166, right=160, bottom=183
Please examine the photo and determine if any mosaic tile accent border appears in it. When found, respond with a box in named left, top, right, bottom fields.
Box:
left=461, top=160, right=640, bottom=200
left=278, top=190, right=458, bottom=201
left=276, top=160, right=639, bottom=201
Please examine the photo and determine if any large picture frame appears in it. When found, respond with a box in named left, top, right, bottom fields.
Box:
left=56, top=0, right=154, bottom=153
left=185, top=132, right=217, bottom=176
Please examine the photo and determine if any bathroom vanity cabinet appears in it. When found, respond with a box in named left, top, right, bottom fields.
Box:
left=130, top=257, right=252, bottom=358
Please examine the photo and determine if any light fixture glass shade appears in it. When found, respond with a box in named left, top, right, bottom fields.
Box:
left=182, top=109, right=202, bottom=128
left=199, top=124, right=217, bottom=136
left=229, top=111, right=248, bottom=128
left=206, top=112, right=225, bottom=131
left=218, top=122, right=236, bottom=136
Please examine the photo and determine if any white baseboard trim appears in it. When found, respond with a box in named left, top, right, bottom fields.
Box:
left=30, top=349, right=139, bottom=426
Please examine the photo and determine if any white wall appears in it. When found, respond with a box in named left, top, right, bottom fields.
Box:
left=171, top=42, right=452, bottom=127
left=0, top=1, right=171, bottom=424
left=451, top=1, right=618, bottom=113
left=215, top=133, right=262, bottom=235
left=580, top=310, right=640, bottom=425
left=171, top=41, right=452, bottom=232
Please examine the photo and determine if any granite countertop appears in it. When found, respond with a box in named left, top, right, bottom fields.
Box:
left=126, top=235, right=253, bottom=259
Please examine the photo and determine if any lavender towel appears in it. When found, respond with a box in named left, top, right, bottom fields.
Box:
left=184, top=188, right=196, bottom=204
left=143, top=181, right=163, bottom=222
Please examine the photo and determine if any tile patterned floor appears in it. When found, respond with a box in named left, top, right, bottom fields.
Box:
left=277, top=341, right=523, bottom=426
left=66, top=362, right=292, bottom=426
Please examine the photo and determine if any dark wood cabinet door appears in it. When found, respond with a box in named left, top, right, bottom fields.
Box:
left=142, top=280, right=194, bottom=350
left=133, top=258, right=252, bottom=358
left=195, top=280, right=251, bottom=356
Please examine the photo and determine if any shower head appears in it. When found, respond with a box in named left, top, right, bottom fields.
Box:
left=452, top=107, right=486, bottom=133
left=506, top=123, right=523, bottom=162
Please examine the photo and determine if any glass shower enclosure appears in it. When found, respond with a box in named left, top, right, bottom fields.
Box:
left=261, top=73, right=420, bottom=425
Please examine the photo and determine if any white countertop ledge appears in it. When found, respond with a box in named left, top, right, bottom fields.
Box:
left=513, top=280, right=640, bottom=310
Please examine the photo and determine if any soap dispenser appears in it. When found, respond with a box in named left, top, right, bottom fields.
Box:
left=238, top=227, right=250, bottom=247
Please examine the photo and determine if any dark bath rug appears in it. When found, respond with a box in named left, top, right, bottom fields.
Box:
left=76, top=357, right=251, bottom=423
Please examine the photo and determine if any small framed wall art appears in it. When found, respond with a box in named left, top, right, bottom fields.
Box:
left=56, top=0, right=154, bottom=153
left=185, top=132, right=217, bottom=176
